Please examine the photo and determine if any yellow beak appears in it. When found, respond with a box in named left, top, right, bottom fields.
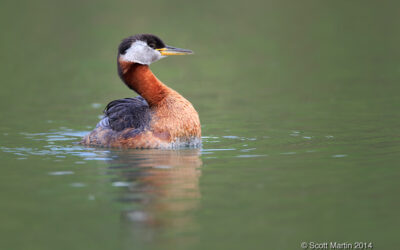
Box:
left=157, top=45, right=193, bottom=56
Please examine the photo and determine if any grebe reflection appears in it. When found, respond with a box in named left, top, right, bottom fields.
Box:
left=104, top=148, right=202, bottom=242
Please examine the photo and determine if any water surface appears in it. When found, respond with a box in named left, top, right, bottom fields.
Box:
left=0, top=0, right=399, bottom=249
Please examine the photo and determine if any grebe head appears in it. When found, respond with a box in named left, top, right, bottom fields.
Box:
left=118, top=34, right=193, bottom=65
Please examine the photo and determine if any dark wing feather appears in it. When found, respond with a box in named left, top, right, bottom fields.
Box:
left=97, top=96, right=151, bottom=132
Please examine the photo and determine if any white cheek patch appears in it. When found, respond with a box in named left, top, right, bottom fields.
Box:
left=120, top=41, right=164, bottom=65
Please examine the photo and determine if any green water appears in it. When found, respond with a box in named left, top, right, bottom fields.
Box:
left=1, top=0, right=399, bottom=249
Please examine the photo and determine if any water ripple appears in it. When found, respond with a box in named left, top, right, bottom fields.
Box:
left=1, top=128, right=340, bottom=161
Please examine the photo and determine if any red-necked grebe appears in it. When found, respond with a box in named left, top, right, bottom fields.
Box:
left=82, top=34, right=201, bottom=148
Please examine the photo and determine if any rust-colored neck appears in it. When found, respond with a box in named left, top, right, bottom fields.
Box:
left=118, top=60, right=170, bottom=106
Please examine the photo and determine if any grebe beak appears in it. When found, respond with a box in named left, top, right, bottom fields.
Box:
left=157, top=45, right=193, bottom=56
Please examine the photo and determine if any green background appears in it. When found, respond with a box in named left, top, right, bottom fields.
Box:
left=0, top=0, right=399, bottom=249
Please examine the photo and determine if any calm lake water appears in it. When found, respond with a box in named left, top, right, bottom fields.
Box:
left=1, top=0, right=399, bottom=249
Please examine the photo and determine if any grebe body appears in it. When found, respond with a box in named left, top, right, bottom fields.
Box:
left=81, top=34, right=201, bottom=148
